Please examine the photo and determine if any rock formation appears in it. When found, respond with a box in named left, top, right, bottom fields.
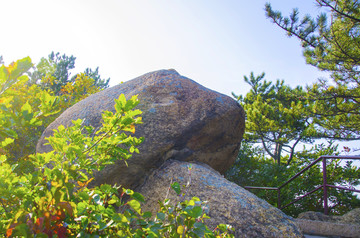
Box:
left=36, top=69, right=245, bottom=189
left=298, top=209, right=360, bottom=225
left=297, top=209, right=360, bottom=237
left=36, top=69, right=307, bottom=237
left=137, top=160, right=303, bottom=238
left=340, top=208, right=360, bottom=225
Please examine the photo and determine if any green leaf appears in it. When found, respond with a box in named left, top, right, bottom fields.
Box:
left=10, top=57, right=32, bottom=80
left=123, top=188, right=134, bottom=196
left=78, top=191, right=90, bottom=201
left=156, top=212, right=165, bottom=221
left=77, top=201, right=87, bottom=214
left=171, top=182, right=181, bottom=195
left=0, top=65, right=8, bottom=82
left=143, top=211, right=152, bottom=218
left=1, top=138, right=14, bottom=147
left=99, top=220, right=114, bottom=231
left=21, top=101, right=32, bottom=113
left=186, top=206, right=203, bottom=218
left=194, top=222, right=206, bottom=229
left=177, top=225, right=184, bottom=235
left=112, top=213, right=129, bottom=223
left=115, top=94, right=126, bottom=112
left=131, top=192, right=145, bottom=203
left=100, top=184, right=112, bottom=193
left=81, top=217, right=89, bottom=230
left=127, top=199, right=141, bottom=214
left=78, top=171, right=89, bottom=181
left=191, top=228, right=205, bottom=237
left=95, top=214, right=102, bottom=222
left=29, top=117, right=42, bottom=126
left=108, top=198, right=119, bottom=205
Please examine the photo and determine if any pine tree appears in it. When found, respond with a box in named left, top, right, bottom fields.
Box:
left=29, top=52, right=110, bottom=96
left=233, top=72, right=315, bottom=165
left=266, top=0, right=360, bottom=140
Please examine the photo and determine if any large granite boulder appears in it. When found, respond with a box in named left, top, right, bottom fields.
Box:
left=137, top=160, right=303, bottom=238
left=36, top=69, right=245, bottom=189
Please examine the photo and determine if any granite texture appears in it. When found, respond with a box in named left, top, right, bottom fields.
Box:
left=137, top=160, right=304, bottom=238
left=36, top=69, right=245, bottom=189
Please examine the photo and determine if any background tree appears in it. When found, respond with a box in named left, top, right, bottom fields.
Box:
left=265, top=0, right=360, bottom=140
left=226, top=71, right=360, bottom=216
left=232, top=72, right=316, bottom=165
left=29, top=52, right=76, bottom=94
left=226, top=141, right=360, bottom=216
left=29, top=51, right=110, bottom=95
left=227, top=0, right=360, bottom=216
left=1, top=54, right=110, bottom=163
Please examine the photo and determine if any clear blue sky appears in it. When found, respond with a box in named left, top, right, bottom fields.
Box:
left=2, top=1, right=359, bottom=155
left=1, top=0, right=328, bottom=98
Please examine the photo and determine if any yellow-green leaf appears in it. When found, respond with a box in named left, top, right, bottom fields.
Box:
left=127, top=199, right=141, bottom=214
left=177, top=225, right=184, bottom=234
left=1, top=138, right=14, bottom=147
left=21, top=101, right=32, bottom=113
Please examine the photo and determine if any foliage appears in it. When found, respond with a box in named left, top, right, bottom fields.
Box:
left=152, top=194, right=234, bottom=237
left=83, top=67, right=110, bottom=91
left=30, top=52, right=76, bottom=94
left=59, top=73, right=100, bottom=105
left=227, top=0, right=360, bottom=217
left=31, top=52, right=110, bottom=113
left=265, top=0, right=360, bottom=140
left=226, top=142, right=360, bottom=217
left=232, top=72, right=316, bottom=165
left=1, top=55, right=110, bottom=163
left=0, top=57, right=61, bottom=165
left=306, top=77, right=360, bottom=140
left=0, top=58, right=233, bottom=237
left=0, top=87, right=144, bottom=236
left=29, top=52, right=110, bottom=96
left=228, top=71, right=360, bottom=216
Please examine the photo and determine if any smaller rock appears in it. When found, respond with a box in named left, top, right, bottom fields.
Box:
left=297, top=211, right=336, bottom=223
left=298, top=208, right=360, bottom=225
left=297, top=209, right=360, bottom=237
left=340, top=208, right=360, bottom=225
left=137, top=160, right=303, bottom=238
left=296, top=219, right=360, bottom=238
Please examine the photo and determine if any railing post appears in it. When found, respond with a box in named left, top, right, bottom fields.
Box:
left=277, top=188, right=281, bottom=209
left=322, top=157, right=328, bottom=215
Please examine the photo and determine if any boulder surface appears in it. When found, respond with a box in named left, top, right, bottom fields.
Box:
left=137, top=160, right=303, bottom=238
left=296, top=209, right=360, bottom=237
left=36, top=69, right=245, bottom=189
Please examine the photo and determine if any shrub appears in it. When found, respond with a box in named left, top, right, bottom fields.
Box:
left=1, top=57, right=233, bottom=237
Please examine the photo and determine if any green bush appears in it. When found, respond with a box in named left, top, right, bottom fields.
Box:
left=0, top=57, right=233, bottom=237
left=226, top=142, right=360, bottom=217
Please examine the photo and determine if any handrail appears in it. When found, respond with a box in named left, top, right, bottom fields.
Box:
left=244, top=155, right=360, bottom=215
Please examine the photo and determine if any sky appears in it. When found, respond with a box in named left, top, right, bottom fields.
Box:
left=1, top=0, right=328, bottom=98
left=2, top=1, right=359, bottom=193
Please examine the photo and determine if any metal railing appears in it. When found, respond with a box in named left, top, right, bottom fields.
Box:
left=244, top=155, right=360, bottom=215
